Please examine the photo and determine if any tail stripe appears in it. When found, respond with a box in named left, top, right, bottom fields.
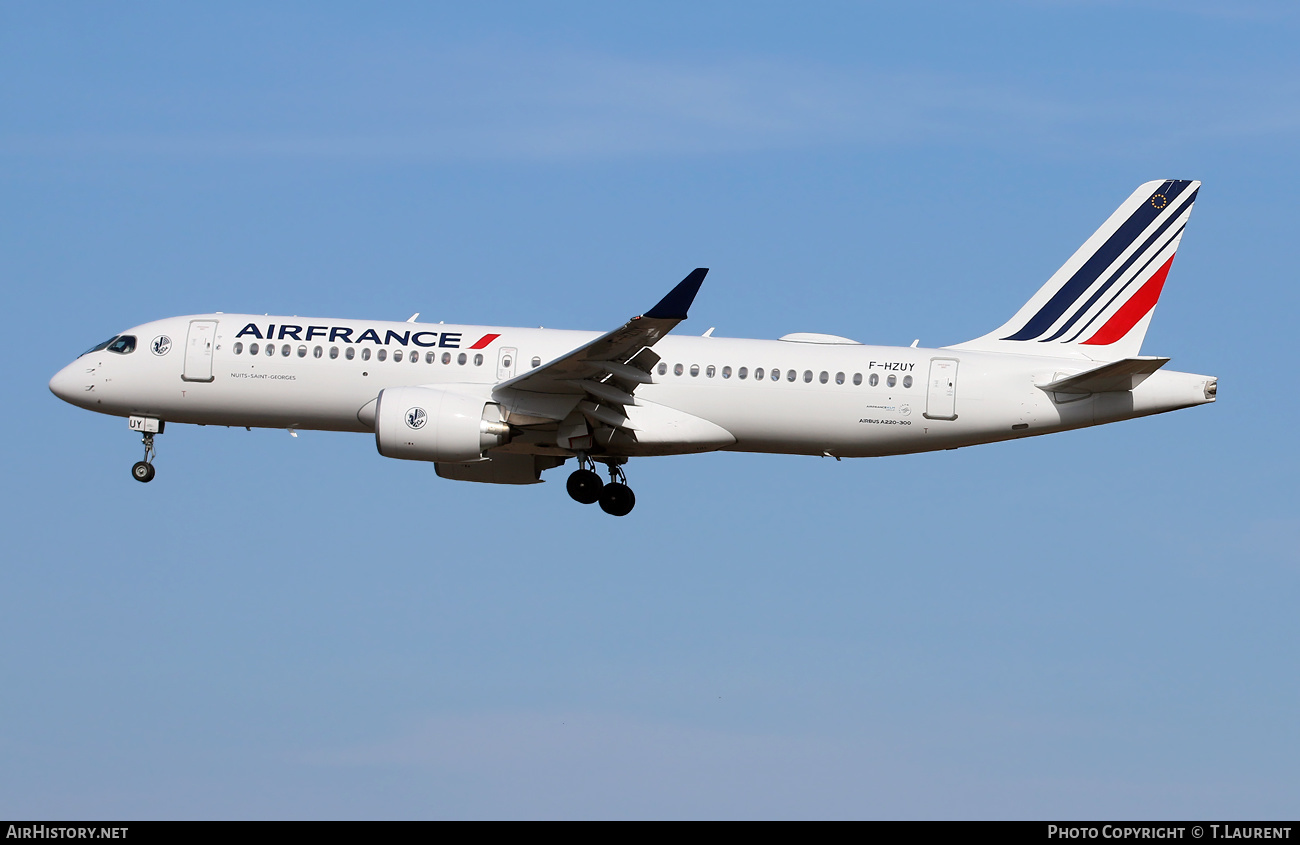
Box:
left=1043, top=190, right=1196, bottom=343
left=1080, top=254, right=1175, bottom=346
left=1061, top=220, right=1185, bottom=343
left=1001, top=180, right=1192, bottom=341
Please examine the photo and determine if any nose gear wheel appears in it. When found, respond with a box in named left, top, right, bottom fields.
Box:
left=131, top=432, right=157, bottom=483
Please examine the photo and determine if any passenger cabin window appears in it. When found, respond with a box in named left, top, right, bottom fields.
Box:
left=265, top=343, right=274, bottom=357
left=393, top=350, right=404, bottom=362
left=106, top=336, right=137, bottom=354
left=532, top=356, right=542, bottom=368
left=706, top=365, right=716, bottom=378
left=887, top=374, right=897, bottom=387
left=903, top=375, right=913, bottom=388
left=314, top=346, right=323, bottom=359
left=803, top=370, right=813, bottom=383
left=474, top=354, right=483, bottom=366
left=457, top=353, right=467, bottom=365
left=869, top=373, right=879, bottom=387
left=249, top=343, right=259, bottom=355
left=297, top=345, right=307, bottom=358
left=674, top=363, right=683, bottom=376
left=410, top=352, right=418, bottom=364
left=281, top=344, right=291, bottom=357
left=722, top=366, right=732, bottom=379
left=771, top=369, right=781, bottom=382
left=502, top=355, right=512, bottom=368
left=233, top=342, right=244, bottom=355
left=442, top=352, right=452, bottom=364
left=689, top=364, right=699, bottom=377
left=330, top=346, right=339, bottom=359
left=658, top=363, right=668, bottom=375
left=377, top=349, right=387, bottom=362
left=426, top=351, right=435, bottom=363
left=754, top=368, right=764, bottom=380
left=836, top=371, right=845, bottom=385
left=738, top=367, right=748, bottom=380
left=853, top=373, right=862, bottom=385
left=361, top=348, right=371, bottom=361
left=819, top=371, right=828, bottom=384
left=346, top=347, right=355, bottom=360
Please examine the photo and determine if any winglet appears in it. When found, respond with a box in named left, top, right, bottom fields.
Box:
left=644, top=268, right=708, bottom=320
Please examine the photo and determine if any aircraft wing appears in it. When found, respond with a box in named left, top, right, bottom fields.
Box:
left=495, top=269, right=706, bottom=403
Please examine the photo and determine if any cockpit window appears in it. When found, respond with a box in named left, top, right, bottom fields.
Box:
left=82, top=336, right=117, bottom=357
left=106, top=336, right=136, bottom=354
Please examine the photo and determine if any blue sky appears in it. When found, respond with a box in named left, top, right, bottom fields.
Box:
left=3, top=1, right=1298, bottom=819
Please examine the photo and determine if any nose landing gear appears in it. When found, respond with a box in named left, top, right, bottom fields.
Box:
left=566, top=455, right=636, bottom=516
left=131, top=431, right=158, bottom=483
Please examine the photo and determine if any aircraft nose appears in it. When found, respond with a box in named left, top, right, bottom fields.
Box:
left=49, top=361, right=84, bottom=404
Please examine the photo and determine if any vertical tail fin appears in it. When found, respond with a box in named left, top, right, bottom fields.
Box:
left=949, top=180, right=1199, bottom=360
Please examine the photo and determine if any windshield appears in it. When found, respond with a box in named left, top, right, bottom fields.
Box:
left=106, top=335, right=136, bottom=354
left=81, top=336, right=118, bottom=357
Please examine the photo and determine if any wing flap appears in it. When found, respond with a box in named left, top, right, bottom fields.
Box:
left=579, top=399, right=633, bottom=430
left=593, top=398, right=735, bottom=455
left=573, top=378, right=638, bottom=407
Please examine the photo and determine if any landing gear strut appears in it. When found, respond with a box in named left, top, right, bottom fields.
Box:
left=131, top=432, right=157, bottom=483
left=565, top=455, right=636, bottom=516
left=598, top=463, right=635, bottom=517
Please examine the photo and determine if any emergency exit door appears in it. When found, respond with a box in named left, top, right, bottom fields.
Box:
left=497, top=347, right=518, bottom=381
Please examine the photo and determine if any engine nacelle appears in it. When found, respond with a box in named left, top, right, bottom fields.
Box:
left=375, top=386, right=510, bottom=463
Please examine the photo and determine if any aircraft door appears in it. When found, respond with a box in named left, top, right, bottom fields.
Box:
left=182, top=320, right=218, bottom=382
left=924, top=357, right=958, bottom=420
left=497, top=346, right=517, bottom=381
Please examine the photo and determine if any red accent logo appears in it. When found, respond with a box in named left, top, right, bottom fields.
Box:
left=468, top=333, right=501, bottom=350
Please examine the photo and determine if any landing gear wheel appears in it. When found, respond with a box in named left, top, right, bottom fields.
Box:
left=567, top=468, right=604, bottom=504
left=598, top=482, right=635, bottom=516
left=132, top=430, right=159, bottom=483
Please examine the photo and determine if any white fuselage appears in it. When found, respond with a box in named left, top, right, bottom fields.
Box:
left=49, top=313, right=1217, bottom=460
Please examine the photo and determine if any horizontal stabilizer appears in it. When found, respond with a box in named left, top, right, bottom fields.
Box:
left=1038, top=356, right=1170, bottom=394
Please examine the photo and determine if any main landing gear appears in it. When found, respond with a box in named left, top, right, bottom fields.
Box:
left=131, top=432, right=158, bottom=483
left=566, top=455, right=636, bottom=516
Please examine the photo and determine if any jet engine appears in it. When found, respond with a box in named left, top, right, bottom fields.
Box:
left=374, top=386, right=510, bottom=463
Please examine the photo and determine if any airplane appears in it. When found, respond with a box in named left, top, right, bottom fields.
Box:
left=49, top=179, right=1216, bottom=516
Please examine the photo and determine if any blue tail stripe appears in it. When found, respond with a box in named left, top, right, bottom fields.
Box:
left=1001, top=180, right=1192, bottom=341
left=1041, top=189, right=1197, bottom=343
left=1062, top=220, right=1187, bottom=344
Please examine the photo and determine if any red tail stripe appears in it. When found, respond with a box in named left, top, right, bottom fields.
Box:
left=468, top=333, right=501, bottom=350
left=1081, top=254, right=1175, bottom=346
